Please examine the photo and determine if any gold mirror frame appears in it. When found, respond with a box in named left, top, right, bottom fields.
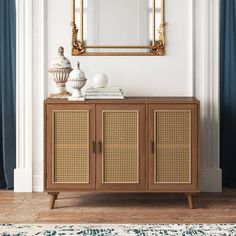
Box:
left=71, top=0, right=166, bottom=56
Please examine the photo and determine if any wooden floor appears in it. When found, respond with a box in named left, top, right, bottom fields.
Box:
left=0, top=189, right=236, bottom=224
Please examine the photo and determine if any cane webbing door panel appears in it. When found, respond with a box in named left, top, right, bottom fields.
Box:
left=53, top=111, right=89, bottom=183
left=102, top=111, right=138, bottom=183
left=155, top=110, right=191, bottom=183
left=96, top=105, right=146, bottom=190
left=148, top=104, right=199, bottom=191
left=45, top=104, right=95, bottom=190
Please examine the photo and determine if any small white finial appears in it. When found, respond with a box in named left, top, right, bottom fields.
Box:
left=58, top=46, right=64, bottom=56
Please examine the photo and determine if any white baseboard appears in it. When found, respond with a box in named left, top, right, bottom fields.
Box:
left=14, top=169, right=32, bottom=192
left=201, top=169, right=222, bottom=192
left=33, top=174, right=44, bottom=192
left=32, top=170, right=222, bottom=193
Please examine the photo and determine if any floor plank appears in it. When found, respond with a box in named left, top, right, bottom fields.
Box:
left=0, top=189, right=236, bottom=224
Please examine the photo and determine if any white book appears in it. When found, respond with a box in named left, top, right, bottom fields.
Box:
left=85, top=95, right=124, bottom=99
left=85, top=89, right=122, bottom=93
left=85, top=92, right=123, bottom=96
left=86, top=87, right=121, bottom=92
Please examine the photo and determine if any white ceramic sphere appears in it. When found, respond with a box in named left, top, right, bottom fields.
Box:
left=92, top=73, right=108, bottom=88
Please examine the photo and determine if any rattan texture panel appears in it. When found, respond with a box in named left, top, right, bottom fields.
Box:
left=155, top=111, right=191, bottom=183
left=53, top=111, right=89, bottom=183
left=103, top=111, right=139, bottom=183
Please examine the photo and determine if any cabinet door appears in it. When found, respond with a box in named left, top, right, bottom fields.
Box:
left=45, top=104, right=95, bottom=191
left=148, top=104, right=199, bottom=192
left=96, top=104, right=146, bottom=190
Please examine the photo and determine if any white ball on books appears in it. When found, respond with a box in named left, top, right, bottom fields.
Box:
left=92, top=73, right=108, bottom=88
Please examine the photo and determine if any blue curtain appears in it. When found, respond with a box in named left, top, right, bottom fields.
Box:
left=0, top=0, right=16, bottom=189
left=220, top=0, right=236, bottom=187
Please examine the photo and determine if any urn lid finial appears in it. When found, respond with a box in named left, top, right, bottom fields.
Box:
left=58, top=46, right=64, bottom=56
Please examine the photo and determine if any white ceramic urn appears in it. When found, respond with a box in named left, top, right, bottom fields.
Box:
left=48, top=46, right=72, bottom=98
left=68, top=62, right=87, bottom=101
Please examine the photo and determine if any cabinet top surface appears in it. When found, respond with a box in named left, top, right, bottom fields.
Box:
left=45, top=97, right=199, bottom=104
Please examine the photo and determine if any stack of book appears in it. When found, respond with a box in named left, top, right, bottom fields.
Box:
left=85, top=87, right=124, bottom=99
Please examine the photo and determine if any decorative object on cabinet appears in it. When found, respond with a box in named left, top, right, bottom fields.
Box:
left=44, top=97, right=200, bottom=209
left=85, top=86, right=124, bottom=99
left=92, top=73, right=108, bottom=88
left=48, top=47, right=72, bottom=98
left=71, top=0, right=166, bottom=56
left=68, top=62, right=87, bottom=101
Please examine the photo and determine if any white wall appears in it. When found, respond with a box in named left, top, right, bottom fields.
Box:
left=15, top=0, right=222, bottom=192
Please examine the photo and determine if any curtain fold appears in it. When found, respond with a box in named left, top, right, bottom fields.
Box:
left=220, top=0, right=236, bottom=187
left=0, top=0, right=16, bottom=189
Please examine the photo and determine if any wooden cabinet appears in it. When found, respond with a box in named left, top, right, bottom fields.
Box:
left=44, top=97, right=200, bottom=209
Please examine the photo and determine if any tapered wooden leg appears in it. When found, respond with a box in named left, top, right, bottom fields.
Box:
left=186, top=194, right=194, bottom=209
left=49, top=192, right=59, bottom=209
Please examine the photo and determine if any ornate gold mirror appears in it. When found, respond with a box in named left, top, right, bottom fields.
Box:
left=72, top=0, right=166, bottom=56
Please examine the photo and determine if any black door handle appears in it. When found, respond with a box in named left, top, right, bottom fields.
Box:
left=99, top=141, right=103, bottom=154
left=151, top=141, right=155, bottom=154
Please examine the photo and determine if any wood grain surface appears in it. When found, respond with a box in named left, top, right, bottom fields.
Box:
left=0, top=189, right=235, bottom=224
